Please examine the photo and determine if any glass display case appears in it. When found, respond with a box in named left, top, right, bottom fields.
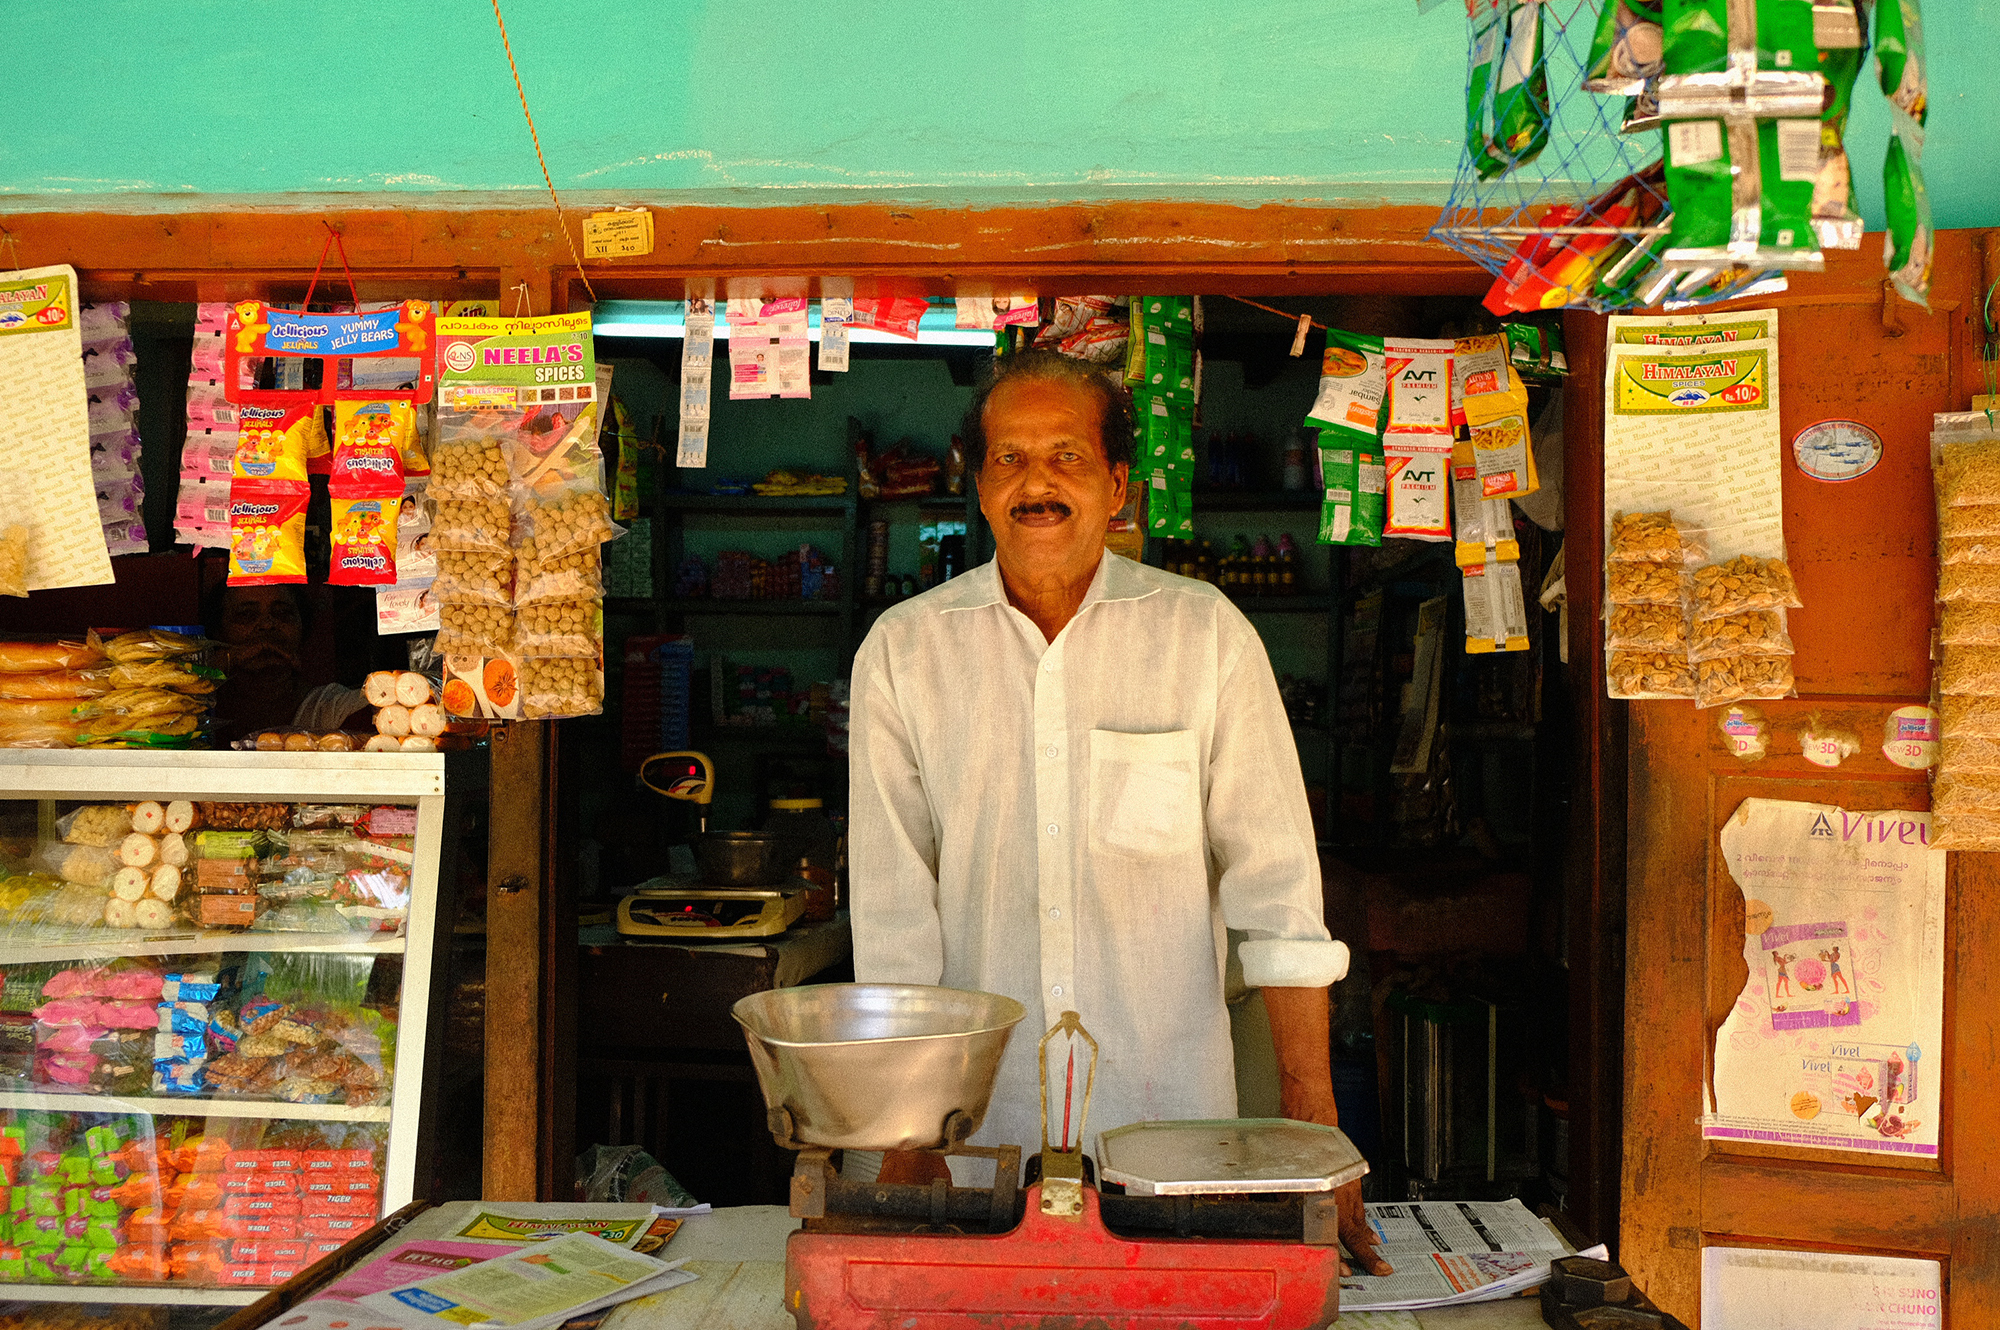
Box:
left=0, top=749, right=444, bottom=1307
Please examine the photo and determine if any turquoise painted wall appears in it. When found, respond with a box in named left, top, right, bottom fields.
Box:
left=3, top=0, right=1992, bottom=230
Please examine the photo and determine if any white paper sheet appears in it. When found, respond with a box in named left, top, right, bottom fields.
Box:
left=1602, top=309, right=1784, bottom=563
left=1706, top=798, right=1944, bottom=1157
left=1702, top=1246, right=1942, bottom=1330
left=0, top=266, right=113, bottom=589
left=1338, top=1199, right=1579, bottom=1311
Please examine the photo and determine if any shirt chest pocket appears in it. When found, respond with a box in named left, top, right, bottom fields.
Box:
left=1088, top=728, right=1203, bottom=859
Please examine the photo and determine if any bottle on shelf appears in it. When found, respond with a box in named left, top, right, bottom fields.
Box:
left=1197, top=540, right=1216, bottom=585
left=1227, top=535, right=1251, bottom=593
left=1251, top=535, right=1273, bottom=594
left=1277, top=533, right=1300, bottom=594
left=1282, top=430, right=1310, bottom=492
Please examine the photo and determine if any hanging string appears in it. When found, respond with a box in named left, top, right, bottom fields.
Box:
left=1225, top=295, right=1329, bottom=334
left=296, top=222, right=361, bottom=312
left=1982, top=276, right=1998, bottom=430
left=511, top=282, right=533, bottom=318
left=488, top=0, right=597, bottom=305
left=0, top=230, right=20, bottom=274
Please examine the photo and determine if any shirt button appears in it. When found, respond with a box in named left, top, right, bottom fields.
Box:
left=1046, top=823, right=1059, bottom=837
left=1045, top=745, right=1058, bottom=759
left=1051, top=984, right=1064, bottom=997
left=1049, top=907, right=1061, bottom=919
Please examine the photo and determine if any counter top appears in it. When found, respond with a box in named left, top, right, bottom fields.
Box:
left=608, top=1205, right=1553, bottom=1330
left=580, top=912, right=852, bottom=991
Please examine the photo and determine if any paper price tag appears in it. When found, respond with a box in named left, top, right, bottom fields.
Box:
left=820, top=296, right=852, bottom=373
left=583, top=210, right=654, bottom=259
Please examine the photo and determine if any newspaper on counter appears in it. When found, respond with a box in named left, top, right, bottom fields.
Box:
left=356, top=1231, right=694, bottom=1330
left=1338, top=1198, right=1590, bottom=1312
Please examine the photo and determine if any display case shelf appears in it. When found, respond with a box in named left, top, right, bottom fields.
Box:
left=0, top=1284, right=261, bottom=1307
left=0, top=930, right=408, bottom=968
left=0, top=1090, right=392, bottom=1123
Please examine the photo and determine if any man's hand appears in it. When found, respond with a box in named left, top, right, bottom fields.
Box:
left=1265, top=985, right=1393, bottom=1277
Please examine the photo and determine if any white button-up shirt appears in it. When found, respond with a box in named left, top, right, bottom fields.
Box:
left=849, top=552, right=1349, bottom=1157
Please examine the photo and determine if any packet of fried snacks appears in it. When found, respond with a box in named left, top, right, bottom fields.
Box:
left=434, top=551, right=514, bottom=608
left=516, top=599, right=601, bottom=659
left=431, top=497, right=513, bottom=555
left=1452, top=334, right=1538, bottom=501
left=1941, top=605, right=2000, bottom=646
left=520, top=656, right=603, bottom=720
left=1451, top=438, right=1517, bottom=568
left=1693, top=652, right=1796, bottom=708
left=1608, top=510, right=1704, bottom=563
left=1605, top=559, right=1690, bottom=606
left=1605, top=603, right=1689, bottom=652
left=427, top=430, right=512, bottom=503
left=1810, top=0, right=1868, bottom=250
left=1934, top=413, right=2000, bottom=508
left=1608, top=650, right=1695, bottom=699
left=514, top=491, right=618, bottom=562
left=1461, top=559, right=1530, bottom=654
left=435, top=604, right=515, bottom=659
left=226, top=482, right=307, bottom=586
left=1689, top=609, right=1794, bottom=661
left=514, top=544, right=602, bottom=606
left=1690, top=554, right=1802, bottom=619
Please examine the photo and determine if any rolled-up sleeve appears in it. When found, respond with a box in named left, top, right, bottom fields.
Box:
left=1205, top=620, right=1350, bottom=989
left=848, top=630, right=947, bottom=986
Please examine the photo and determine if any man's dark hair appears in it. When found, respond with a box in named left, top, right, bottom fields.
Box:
left=202, top=579, right=312, bottom=640
left=959, top=350, right=1135, bottom=475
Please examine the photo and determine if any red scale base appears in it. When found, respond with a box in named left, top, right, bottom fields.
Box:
left=785, top=1182, right=1342, bottom=1330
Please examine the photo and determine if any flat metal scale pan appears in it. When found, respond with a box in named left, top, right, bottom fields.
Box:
left=1096, top=1118, right=1369, bottom=1196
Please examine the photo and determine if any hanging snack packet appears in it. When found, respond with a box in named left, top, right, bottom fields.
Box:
left=329, top=401, right=408, bottom=493
left=1305, top=331, right=1387, bottom=440
left=1811, top=0, right=1869, bottom=249
left=1881, top=134, right=1933, bottom=309
left=1316, top=435, right=1385, bottom=548
left=1583, top=0, right=1664, bottom=94
left=1874, top=0, right=1927, bottom=124
left=1462, top=559, right=1531, bottom=653
left=1381, top=340, right=1454, bottom=542
left=1454, top=335, right=1537, bottom=498
left=226, top=483, right=307, bottom=586
left=1384, top=340, right=1455, bottom=437
left=1450, top=438, right=1519, bottom=567
left=1663, top=119, right=1823, bottom=269
left=431, top=498, right=513, bottom=555
left=1658, top=0, right=1821, bottom=116
left=1468, top=0, right=1551, bottom=179
left=327, top=495, right=401, bottom=587
left=232, top=407, right=316, bottom=485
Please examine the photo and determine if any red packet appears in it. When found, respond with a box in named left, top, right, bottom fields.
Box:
left=328, top=494, right=402, bottom=586
left=226, top=482, right=308, bottom=586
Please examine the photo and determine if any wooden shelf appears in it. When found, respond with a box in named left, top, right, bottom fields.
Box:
left=656, top=599, right=844, bottom=616
left=0, top=1089, right=392, bottom=1123
left=660, top=493, right=853, bottom=514
left=1190, top=491, right=1321, bottom=512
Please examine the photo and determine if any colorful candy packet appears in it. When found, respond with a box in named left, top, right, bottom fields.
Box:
left=226, top=483, right=307, bottom=586
left=328, top=495, right=402, bottom=587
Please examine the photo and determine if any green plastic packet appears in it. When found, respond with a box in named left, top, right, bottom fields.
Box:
left=1317, top=436, right=1385, bottom=548
left=1874, top=0, right=1927, bottom=125
left=1306, top=330, right=1387, bottom=441
left=1659, top=0, right=1821, bottom=118
left=1664, top=119, right=1822, bottom=268
left=1584, top=0, right=1665, bottom=94
left=1882, top=132, right=1934, bottom=308
left=1811, top=0, right=1869, bottom=250
left=1465, top=0, right=1512, bottom=177
left=1485, top=0, right=1551, bottom=177
left=1503, top=320, right=1568, bottom=381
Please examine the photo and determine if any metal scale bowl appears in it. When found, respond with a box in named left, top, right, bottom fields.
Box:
left=617, top=751, right=811, bottom=940
left=733, top=984, right=1368, bottom=1330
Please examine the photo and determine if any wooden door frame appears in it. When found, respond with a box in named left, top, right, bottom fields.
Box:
left=23, top=198, right=1624, bottom=1217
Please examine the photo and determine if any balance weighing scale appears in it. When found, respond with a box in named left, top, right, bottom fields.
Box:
left=617, top=750, right=812, bottom=940
left=737, top=988, right=1367, bottom=1330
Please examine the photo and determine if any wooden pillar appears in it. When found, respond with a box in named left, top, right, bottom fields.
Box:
left=483, top=720, right=550, bottom=1199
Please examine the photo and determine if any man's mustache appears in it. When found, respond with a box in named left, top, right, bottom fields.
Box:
left=1010, top=500, right=1072, bottom=519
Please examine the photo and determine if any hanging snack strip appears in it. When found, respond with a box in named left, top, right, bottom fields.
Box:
left=221, top=301, right=437, bottom=586
left=1126, top=296, right=1197, bottom=539
left=79, top=303, right=148, bottom=558
left=1929, top=413, right=2000, bottom=850
left=431, top=314, right=619, bottom=719
left=1450, top=335, right=1537, bottom=654
left=176, top=304, right=237, bottom=550
left=1310, top=330, right=1388, bottom=549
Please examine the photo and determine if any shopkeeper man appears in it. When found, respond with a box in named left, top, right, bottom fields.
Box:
left=848, top=349, right=1390, bottom=1275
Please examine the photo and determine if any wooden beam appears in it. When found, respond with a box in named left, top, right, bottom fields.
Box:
left=483, top=720, right=550, bottom=1201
